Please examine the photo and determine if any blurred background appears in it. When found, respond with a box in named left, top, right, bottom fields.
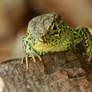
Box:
left=0, top=0, right=92, bottom=62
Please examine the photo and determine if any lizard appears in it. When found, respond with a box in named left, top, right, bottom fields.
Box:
left=22, top=13, right=92, bottom=69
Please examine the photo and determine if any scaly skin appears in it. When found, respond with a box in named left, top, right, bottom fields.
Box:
left=22, top=13, right=92, bottom=69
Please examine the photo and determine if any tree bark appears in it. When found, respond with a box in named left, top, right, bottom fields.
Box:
left=0, top=51, right=92, bottom=92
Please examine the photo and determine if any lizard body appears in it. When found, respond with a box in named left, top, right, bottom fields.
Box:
left=23, top=13, right=92, bottom=69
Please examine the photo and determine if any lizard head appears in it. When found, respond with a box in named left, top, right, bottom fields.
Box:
left=24, top=13, right=70, bottom=55
left=27, top=13, right=67, bottom=43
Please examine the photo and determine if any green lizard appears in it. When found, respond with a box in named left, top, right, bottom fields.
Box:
left=22, top=13, right=92, bottom=69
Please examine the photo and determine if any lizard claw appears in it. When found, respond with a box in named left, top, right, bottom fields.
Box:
left=30, top=53, right=42, bottom=63
left=88, top=56, right=92, bottom=63
left=21, top=55, right=29, bottom=70
left=21, top=53, right=42, bottom=70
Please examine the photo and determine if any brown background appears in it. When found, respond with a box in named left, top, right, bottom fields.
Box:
left=0, top=0, right=92, bottom=62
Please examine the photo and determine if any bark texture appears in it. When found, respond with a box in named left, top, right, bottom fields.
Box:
left=0, top=51, right=92, bottom=92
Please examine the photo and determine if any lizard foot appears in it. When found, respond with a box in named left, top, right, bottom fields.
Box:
left=88, top=56, right=92, bottom=63
left=21, top=53, right=42, bottom=70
